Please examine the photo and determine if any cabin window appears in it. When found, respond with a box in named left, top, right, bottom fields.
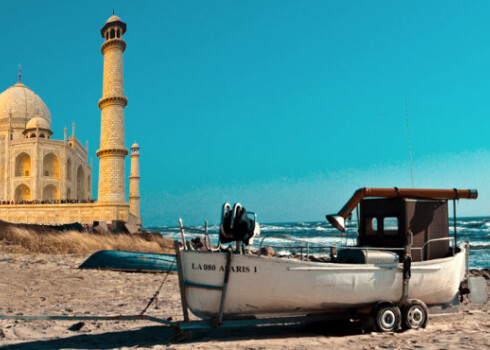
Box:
left=383, top=217, right=399, bottom=236
left=366, top=217, right=378, bottom=235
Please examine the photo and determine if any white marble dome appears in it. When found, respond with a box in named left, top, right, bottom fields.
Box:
left=0, top=82, right=51, bottom=125
left=25, top=116, right=50, bottom=130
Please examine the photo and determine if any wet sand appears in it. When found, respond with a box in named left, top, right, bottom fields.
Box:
left=0, top=252, right=488, bottom=349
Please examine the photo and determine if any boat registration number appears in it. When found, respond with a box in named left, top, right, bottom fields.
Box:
left=191, top=263, right=257, bottom=273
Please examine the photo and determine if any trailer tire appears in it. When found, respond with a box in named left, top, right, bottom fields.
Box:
left=373, top=302, right=401, bottom=332
left=402, top=299, right=428, bottom=330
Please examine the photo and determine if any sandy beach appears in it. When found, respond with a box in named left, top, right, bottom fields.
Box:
left=0, top=252, right=488, bottom=350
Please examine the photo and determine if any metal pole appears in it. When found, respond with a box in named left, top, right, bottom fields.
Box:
left=179, top=218, right=186, bottom=250
left=355, top=206, right=360, bottom=236
left=217, top=249, right=233, bottom=327
left=174, top=240, right=190, bottom=323
left=401, top=245, right=411, bottom=304
left=405, top=96, right=414, bottom=188
left=345, top=218, right=349, bottom=245
left=453, top=199, right=457, bottom=246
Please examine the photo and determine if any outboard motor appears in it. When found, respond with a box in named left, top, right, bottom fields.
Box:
left=220, top=202, right=258, bottom=245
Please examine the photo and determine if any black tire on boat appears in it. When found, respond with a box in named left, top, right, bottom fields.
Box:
left=401, top=299, right=428, bottom=330
left=373, top=302, right=401, bottom=332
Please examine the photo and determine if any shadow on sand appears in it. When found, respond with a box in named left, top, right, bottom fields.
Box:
left=0, top=320, right=365, bottom=349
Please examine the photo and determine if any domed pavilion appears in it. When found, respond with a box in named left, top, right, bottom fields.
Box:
left=0, top=77, right=92, bottom=203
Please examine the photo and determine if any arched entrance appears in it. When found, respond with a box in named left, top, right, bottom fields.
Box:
left=15, top=153, right=31, bottom=177
left=43, top=184, right=59, bottom=201
left=43, top=153, right=60, bottom=178
left=14, top=184, right=31, bottom=202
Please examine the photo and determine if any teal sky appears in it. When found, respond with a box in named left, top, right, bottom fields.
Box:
left=1, top=1, right=489, bottom=226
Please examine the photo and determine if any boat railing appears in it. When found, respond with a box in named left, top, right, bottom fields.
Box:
left=257, top=235, right=409, bottom=261
left=416, top=237, right=455, bottom=260
left=178, top=219, right=214, bottom=251
left=257, top=235, right=457, bottom=262
left=257, top=235, right=336, bottom=261
left=178, top=219, right=457, bottom=262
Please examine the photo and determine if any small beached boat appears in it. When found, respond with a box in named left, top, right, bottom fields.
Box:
left=175, top=188, right=482, bottom=331
left=79, top=250, right=176, bottom=272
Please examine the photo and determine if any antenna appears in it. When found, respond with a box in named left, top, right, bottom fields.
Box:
left=18, top=64, right=21, bottom=83
left=405, top=96, right=414, bottom=188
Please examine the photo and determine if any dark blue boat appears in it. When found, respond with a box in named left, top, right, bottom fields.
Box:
left=79, top=250, right=177, bottom=272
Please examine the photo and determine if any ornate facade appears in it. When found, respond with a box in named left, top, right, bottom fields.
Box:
left=0, top=79, right=92, bottom=203
left=0, top=14, right=142, bottom=227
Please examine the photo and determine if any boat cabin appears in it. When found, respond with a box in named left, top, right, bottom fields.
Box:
left=358, top=198, right=450, bottom=262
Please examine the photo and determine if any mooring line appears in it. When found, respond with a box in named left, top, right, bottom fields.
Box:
left=0, top=314, right=176, bottom=326
left=140, top=259, right=176, bottom=315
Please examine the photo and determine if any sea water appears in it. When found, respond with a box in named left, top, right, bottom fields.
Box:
left=148, top=217, right=490, bottom=269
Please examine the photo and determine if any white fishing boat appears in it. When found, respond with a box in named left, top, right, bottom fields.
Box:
left=175, top=188, right=482, bottom=331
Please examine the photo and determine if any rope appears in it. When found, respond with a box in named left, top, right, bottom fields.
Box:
left=0, top=314, right=175, bottom=326
left=139, top=259, right=175, bottom=315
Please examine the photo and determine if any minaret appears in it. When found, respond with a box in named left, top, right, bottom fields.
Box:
left=96, top=13, right=128, bottom=202
left=129, top=143, right=141, bottom=221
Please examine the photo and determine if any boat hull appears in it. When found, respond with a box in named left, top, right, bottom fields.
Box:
left=180, top=247, right=465, bottom=318
left=79, top=250, right=177, bottom=272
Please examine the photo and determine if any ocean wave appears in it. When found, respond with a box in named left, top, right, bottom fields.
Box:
left=469, top=243, right=490, bottom=249
left=260, top=225, right=286, bottom=231
left=150, top=219, right=489, bottom=268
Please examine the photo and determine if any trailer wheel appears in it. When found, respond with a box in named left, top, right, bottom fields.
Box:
left=373, top=302, right=401, bottom=332
left=402, top=299, right=428, bottom=330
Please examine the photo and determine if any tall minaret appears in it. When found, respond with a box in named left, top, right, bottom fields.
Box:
left=129, top=143, right=141, bottom=221
left=96, top=13, right=128, bottom=202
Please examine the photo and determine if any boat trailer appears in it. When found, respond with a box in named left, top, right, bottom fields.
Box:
left=0, top=240, right=484, bottom=340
